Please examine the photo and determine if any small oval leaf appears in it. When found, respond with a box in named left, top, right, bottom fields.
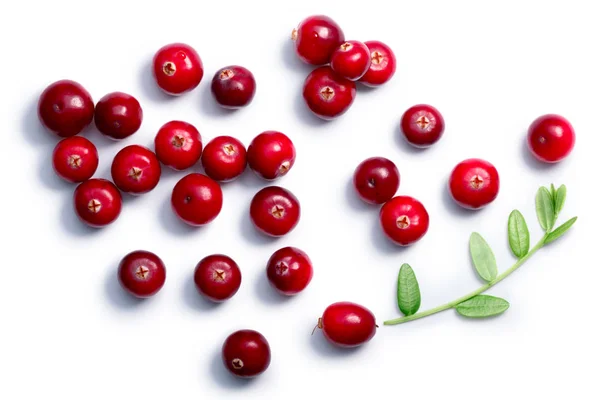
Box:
left=455, top=295, right=510, bottom=318
left=397, top=263, right=421, bottom=316
left=469, top=233, right=498, bottom=282
left=554, top=185, right=567, bottom=215
left=545, top=216, right=577, bottom=245
left=536, top=187, right=554, bottom=232
left=550, top=183, right=557, bottom=200
left=508, top=210, right=530, bottom=258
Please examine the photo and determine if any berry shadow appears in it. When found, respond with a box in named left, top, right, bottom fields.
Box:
left=158, top=194, right=205, bottom=236
left=309, top=327, right=363, bottom=358
left=21, top=95, right=59, bottom=148
left=209, top=349, right=257, bottom=389
left=440, top=181, right=484, bottom=218
left=520, top=134, right=556, bottom=172
left=370, top=215, right=410, bottom=255
left=254, top=269, right=292, bottom=305
left=293, top=92, right=331, bottom=128
left=345, top=177, right=376, bottom=212
left=137, top=59, right=174, bottom=103
left=280, top=37, right=314, bottom=74
left=239, top=210, right=278, bottom=246
left=60, top=194, right=103, bottom=237
left=103, top=265, right=147, bottom=309
left=235, top=170, right=268, bottom=190
left=198, top=80, right=238, bottom=118
left=181, top=274, right=223, bottom=312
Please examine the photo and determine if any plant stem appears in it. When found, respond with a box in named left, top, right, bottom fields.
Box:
left=383, top=235, right=548, bottom=326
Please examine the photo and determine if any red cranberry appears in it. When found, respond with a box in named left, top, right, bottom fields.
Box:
left=247, top=131, right=295, bottom=180
left=379, top=196, right=429, bottom=246
left=222, top=329, right=271, bottom=378
left=73, top=178, right=122, bottom=227
left=400, top=104, right=445, bottom=148
left=303, top=66, right=356, bottom=120
left=152, top=43, right=204, bottom=95
left=359, top=41, right=396, bottom=87
left=154, top=120, right=202, bottom=171
left=292, top=15, right=345, bottom=65
left=353, top=157, right=400, bottom=205
left=448, top=158, right=500, bottom=210
left=171, top=173, right=223, bottom=226
left=210, top=66, right=256, bottom=109
left=317, top=302, right=377, bottom=348
left=330, top=40, right=371, bottom=81
left=201, top=136, right=247, bottom=182
left=250, top=186, right=300, bottom=237
left=111, top=145, right=161, bottom=195
left=52, top=136, right=99, bottom=183
left=118, top=250, right=166, bottom=298
left=94, top=92, right=143, bottom=140
left=194, top=254, right=242, bottom=302
left=266, top=247, right=313, bottom=296
left=37, top=79, right=94, bottom=137
left=527, top=114, right=575, bottom=163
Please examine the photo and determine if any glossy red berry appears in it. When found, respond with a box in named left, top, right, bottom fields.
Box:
left=222, top=330, right=271, bottom=378
left=38, top=79, right=94, bottom=137
left=317, top=302, right=377, bottom=348
left=171, top=173, right=223, bottom=226
left=201, top=136, right=247, bottom=182
left=250, top=186, right=300, bottom=237
left=359, top=41, right=396, bottom=87
left=303, top=66, right=356, bottom=120
left=194, top=254, right=242, bottom=302
left=330, top=40, right=371, bottom=81
left=353, top=157, right=400, bottom=205
left=152, top=43, right=204, bottom=95
left=52, top=136, right=99, bottom=183
left=401, top=104, right=445, bottom=148
left=448, top=158, right=500, bottom=210
left=247, top=131, right=295, bottom=180
left=266, top=247, right=313, bottom=296
left=380, top=196, right=429, bottom=246
left=73, top=178, right=122, bottom=228
left=111, top=145, right=161, bottom=195
left=94, top=92, right=143, bottom=140
left=210, top=66, right=256, bottom=109
left=292, top=15, right=345, bottom=65
left=118, top=250, right=166, bottom=298
left=527, top=114, right=575, bottom=163
left=154, top=120, right=203, bottom=171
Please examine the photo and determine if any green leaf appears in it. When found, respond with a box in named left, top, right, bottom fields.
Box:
left=550, top=183, right=557, bottom=200
left=535, top=187, right=555, bottom=232
left=508, top=210, right=530, bottom=258
left=554, top=185, right=567, bottom=215
left=456, top=295, right=510, bottom=318
left=397, top=263, right=421, bottom=316
left=469, top=233, right=498, bottom=282
left=545, top=217, right=578, bottom=245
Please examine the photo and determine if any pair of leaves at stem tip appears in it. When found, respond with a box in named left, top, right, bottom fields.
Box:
left=535, top=184, right=577, bottom=243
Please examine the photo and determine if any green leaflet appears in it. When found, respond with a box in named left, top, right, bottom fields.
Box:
left=508, top=210, right=530, bottom=258
left=397, top=263, right=421, bottom=316
left=535, top=187, right=555, bottom=232
left=554, top=185, right=567, bottom=215
left=456, top=295, right=510, bottom=318
left=545, top=217, right=578, bottom=245
left=469, top=232, right=498, bottom=282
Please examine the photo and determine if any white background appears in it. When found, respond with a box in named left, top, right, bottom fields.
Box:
left=0, top=0, right=598, bottom=399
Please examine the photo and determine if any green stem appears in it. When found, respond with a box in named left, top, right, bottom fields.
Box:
left=383, top=235, right=548, bottom=326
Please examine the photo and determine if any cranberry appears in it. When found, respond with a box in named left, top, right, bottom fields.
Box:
left=359, top=41, right=396, bottom=87
left=400, top=104, right=445, bottom=148
left=221, top=329, right=271, bottom=378
left=266, top=247, right=313, bottom=296
left=527, top=114, right=575, bottom=163
left=330, top=40, right=371, bottom=81
left=353, top=157, right=400, bottom=205
left=317, top=302, right=377, bottom=348
left=250, top=186, right=300, bottom=237
left=379, top=196, right=429, bottom=246
left=247, top=131, right=295, bottom=180
left=73, top=178, right=122, bottom=227
left=201, top=136, right=247, bottom=182
left=448, top=158, right=500, bottom=210
left=37, top=79, right=94, bottom=137
left=154, top=120, right=202, bottom=171
left=171, top=173, right=223, bottom=226
left=152, top=43, right=204, bottom=95
left=210, top=66, right=256, bottom=109
left=292, top=15, right=345, bottom=65
left=303, top=66, right=356, bottom=120
left=52, top=136, right=99, bottom=183
left=194, top=254, right=242, bottom=302
left=94, top=92, right=143, bottom=140
left=111, top=145, right=161, bottom=195
left=118, top=250, right=166, bottom=298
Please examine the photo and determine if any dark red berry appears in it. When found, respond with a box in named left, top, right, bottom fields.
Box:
left=194, top=254, right=242, bottom=302
left=292, top=15, right=345, bottom=65
left=222, top=329, right=271, bottom=378
left=37, top=79, right=94, bottom=137
left=303, top=66, right=356, bottom=120
left=152, top=43, right=204, bottom=95
left=250, top=186, right=300, bottom=237
left=527, top=114, right=575, bottom=163
left=94, top=92, right=143, bottom=140
left=317, top=302, right=377, bottom=348
left=359, top=41, right=396, bottom=87
left=201, top=136, right=247, bottom=182
left=247, top=131, right=295, bottom=180
left=118, top=250, right=166, bottom=298
left=73, top=178, right=122, bottom=228
left=448, top=158, right=500, bottom=210
left=210, top=66, right=256, bottom=109
left=154, top=120, right=203, bottom=171
left=353, top=157, right=400, bottom=205
left=330, top=40, right=371, bottom=81
left=400, top=104, right=445, bottom=148
left=379, top=196, right=429, bottom=246
left=266, top=247, right=313, bottom=296
left=171, top=173, right=223, bottom=226
left=111, top=145, right=161, bottom=195
left=52, top=136, right=99, bottom=183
